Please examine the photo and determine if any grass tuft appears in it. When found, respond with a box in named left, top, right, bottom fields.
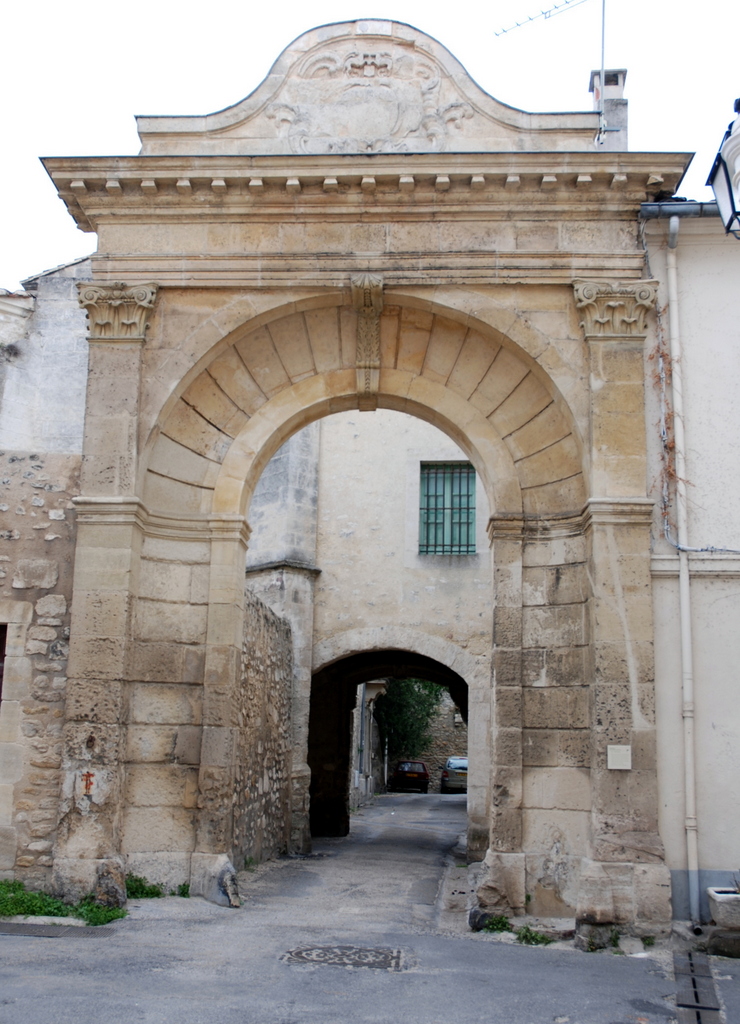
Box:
left=482, top=914, right=512, bottom=933
left=0, top=879, right=126, bottom=926
left=125, top=874, right=164, bottom=899
left=515, top=924, right=554, bottom=946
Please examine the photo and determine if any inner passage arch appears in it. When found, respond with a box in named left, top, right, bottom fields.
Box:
left=308, top=650, right=469, bottom=837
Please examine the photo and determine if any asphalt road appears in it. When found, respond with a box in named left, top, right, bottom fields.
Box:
left=0, top=794, right=725, bottom=1023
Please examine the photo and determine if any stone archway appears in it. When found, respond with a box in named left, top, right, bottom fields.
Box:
left=134, top=289, right=587, bottom=871
left=56, top=275, right=670, bottom=929
left=308, top=649, right=470, bottom=838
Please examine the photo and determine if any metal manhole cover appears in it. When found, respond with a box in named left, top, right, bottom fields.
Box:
left=283, top=945, right=404, bottom=970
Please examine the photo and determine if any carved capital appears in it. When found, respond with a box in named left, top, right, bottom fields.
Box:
left=573, top=280, right=658, bottom=341
left=77, top=282, right=158, bottom=342
left=351, top=273, right=383, bottom=411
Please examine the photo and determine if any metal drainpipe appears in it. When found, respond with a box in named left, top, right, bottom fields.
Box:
left=666, top=214, right=701, bottom=928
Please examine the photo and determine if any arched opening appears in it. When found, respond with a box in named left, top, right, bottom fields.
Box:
left=308, top=650, right=469, bottom=837
left=69, top=289, right=590, bottom=894
left=243, top=407, right=491, bottom=853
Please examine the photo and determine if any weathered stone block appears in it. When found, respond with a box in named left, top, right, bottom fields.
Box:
left=557, top=729, right=591, bottom=767
left=200, top=726, right=236, bottom=769
left=523, top=604, right=587, bottom=648
left=0, top=743, right=23, bottom=784
left=35, top=594, right=67, bottom=619
left=523, top=808, right=590, bottom=857
left=28, top=626, right=57, bottom=642
left=489, top=807, right=523, bottom=852
left=495, top=727, right=522, bottom=765
left=94, top=858, right=127, bottom=908
left=130, top=641, right=186, bottom=682
left=138, top=560, right=193, bottom=603
left=495, top=686, right=522, bottom=728
left=522, top=728, right=558, bottom=767
left=65, top=679, right=123, bottom=723
left=125, top=851, right=192, bottom=891
left=128, top=683, right=202, bottom=726
left=523, top=535, right=587, bottom=568
left=521, top=648, right=546, bottom=687
left=0, top=700, right=20, bottom=743
left=72, top=591, right=131, bottom=639
left=547, top=646, right=591, bottom=686
left=135, top=599, right=208, bottom=645
left=575, top=859, right=615, bottom=925
left=125, top=764, right=199, bottom=808
left=707, top=931, right=740, bottom=958
left=0, top=784, right=13, bottom=827
left=522, top=566, right=548, bottom=607
left=182, top=646, right=205, bottom=684
left=523, top=767, right=591, bottom=811
left=522, top=687, right=589, bottom=729
left=189, top=852, right=240, bottom=907
left=593, top=681, right=632, bottom=738
left=493, top=647, right=524, bottom=686
left=493, top=606, right=522, bottom=647
left=121, top=806, right=196, bottom=853
left=63, top=722, right=121, bottom=763
left=12, top=559, right=59, bottom=590
left=0, top=826, right=17, bottom=870
left=66, top=636, right=126, bottom=680
left=634, top=862, right=671, bottom=923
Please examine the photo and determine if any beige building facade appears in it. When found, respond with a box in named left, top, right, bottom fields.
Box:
left=1, top=19, right=735, bottom=929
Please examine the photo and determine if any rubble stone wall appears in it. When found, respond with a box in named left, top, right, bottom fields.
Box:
left=0, top=451, right=80, bottom=886
left=233, top=589, right=293, bottom=866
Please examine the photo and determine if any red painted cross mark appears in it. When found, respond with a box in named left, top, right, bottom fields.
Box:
left=81, top=771, right=95, bottom=795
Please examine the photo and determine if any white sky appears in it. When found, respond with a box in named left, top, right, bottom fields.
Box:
left=1, top=0, right=736, bottom=290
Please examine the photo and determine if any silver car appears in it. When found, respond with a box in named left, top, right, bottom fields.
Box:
left=440, top=756, right=468, bottom=793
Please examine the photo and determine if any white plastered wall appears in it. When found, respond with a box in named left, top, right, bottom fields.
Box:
left=646, top=217, right=740, bottom=918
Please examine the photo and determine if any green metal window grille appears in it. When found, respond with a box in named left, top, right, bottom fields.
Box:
left=419, top=462, right=476, bottom=555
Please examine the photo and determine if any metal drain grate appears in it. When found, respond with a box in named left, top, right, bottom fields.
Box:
left=283, top=945, right=404, bottom=970
left=674, top=952, right=722, bottom=1024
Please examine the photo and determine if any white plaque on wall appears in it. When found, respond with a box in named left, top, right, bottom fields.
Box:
left=607, top=744, right=632, bottom=770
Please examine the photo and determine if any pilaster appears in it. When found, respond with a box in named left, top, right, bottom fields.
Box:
left=77, top=283, right=158, bottom=496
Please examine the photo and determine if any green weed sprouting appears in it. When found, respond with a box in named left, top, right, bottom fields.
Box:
left=0, top=879, right=126, bottom=926
left=515, top=924, right=554, bottom=946
left=125, top=874, right=164, bottom=899
left=482, top=914, right=512, bottom=933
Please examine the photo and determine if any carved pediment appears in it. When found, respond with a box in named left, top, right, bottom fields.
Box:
left=136, top=21, right=599, bottom=156
left=264, top=44, right=473, bottom=155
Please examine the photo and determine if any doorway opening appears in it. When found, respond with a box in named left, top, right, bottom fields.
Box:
left=307, top=649, right=468, bottom=837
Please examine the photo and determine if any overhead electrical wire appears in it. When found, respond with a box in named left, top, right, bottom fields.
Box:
left=493, top=0, right=591, bottom=37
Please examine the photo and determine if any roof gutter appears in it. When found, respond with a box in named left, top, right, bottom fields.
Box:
left=640, top=200, right=719, bottom=219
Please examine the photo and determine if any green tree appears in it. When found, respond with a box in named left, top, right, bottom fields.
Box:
left=373, top=678, right=443, bottom=762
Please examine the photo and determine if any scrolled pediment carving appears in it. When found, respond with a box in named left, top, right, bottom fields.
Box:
left=573, top=280, right=658, bottom=341
left=265, top=42, right=473, bottom=155
left=77, top=282, right=158, bottom=341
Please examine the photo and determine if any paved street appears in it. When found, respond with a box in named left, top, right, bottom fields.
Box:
left=0, top=794, right=731, bottom=1023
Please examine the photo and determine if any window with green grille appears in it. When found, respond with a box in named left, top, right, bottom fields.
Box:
left=419, top=462, right=476, bottom=555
